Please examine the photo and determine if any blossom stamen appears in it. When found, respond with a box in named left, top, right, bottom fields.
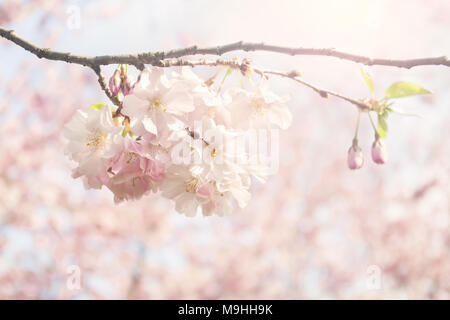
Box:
left=86, top=133, right=106, bottom=149
left=253, top=98, right=265, bottom=116
left=126, top=152, right=138, bottom=164
left=185, top=177, right=199, bottom=193
left=149, top=99, right=166, bottom=112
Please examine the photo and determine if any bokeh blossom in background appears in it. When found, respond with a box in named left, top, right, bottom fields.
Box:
left=0, top=0, right=449, bottom=299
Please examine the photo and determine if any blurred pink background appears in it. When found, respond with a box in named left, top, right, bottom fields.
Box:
left=0, top=0, right=449, bottom=299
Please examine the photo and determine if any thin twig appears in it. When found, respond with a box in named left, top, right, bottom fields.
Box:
left=91, top=65, right=121, bottom=107
left=159, top=57, right=371, bottom=110
left=259, top=69, right=370, bottom=110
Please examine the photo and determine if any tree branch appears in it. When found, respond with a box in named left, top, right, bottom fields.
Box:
left=162, top=42, right=450, bottom=69
left=1, top=27, right=449, bottom=69
left=0, top=26, right=445, bottom=109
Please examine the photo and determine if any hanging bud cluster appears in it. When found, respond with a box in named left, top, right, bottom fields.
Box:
left=347, top=135, right=388, bottom=170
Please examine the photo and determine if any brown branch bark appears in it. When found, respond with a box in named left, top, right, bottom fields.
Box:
left=0, top=26, right=446, bottom=109
left=1, top=27, right=449, bottom=69
left=91, top=65, right=121, bottom=107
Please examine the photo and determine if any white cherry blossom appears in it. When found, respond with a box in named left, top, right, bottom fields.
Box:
left=172, top=67, right=230, bottom=126
left=226, top=82, right=292, bottom=130
left=122, top=67, right=193, bottom=143
left=159, top=165, right=205, bottom=216
left=63, top=104, right=121, bottom=176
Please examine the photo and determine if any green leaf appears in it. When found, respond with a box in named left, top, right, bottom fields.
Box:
left=384, top=82, right=431, bottom=99
left=90, top=102, right=106, bottom=110
left=377, top=113, right=388, bottom=138
left=360, top=66, right=375, bottom=93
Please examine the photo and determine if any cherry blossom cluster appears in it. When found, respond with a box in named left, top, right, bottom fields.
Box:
left=63, top=66, right=292, bottom=216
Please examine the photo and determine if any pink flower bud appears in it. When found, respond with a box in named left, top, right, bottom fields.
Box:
left=108, top=69, right=121, bottom=96
left=371, top=138, right=388, bottom=164
left=120, top=75, right=133, bottom=96
left=347, top=146, right=364, bottom=170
